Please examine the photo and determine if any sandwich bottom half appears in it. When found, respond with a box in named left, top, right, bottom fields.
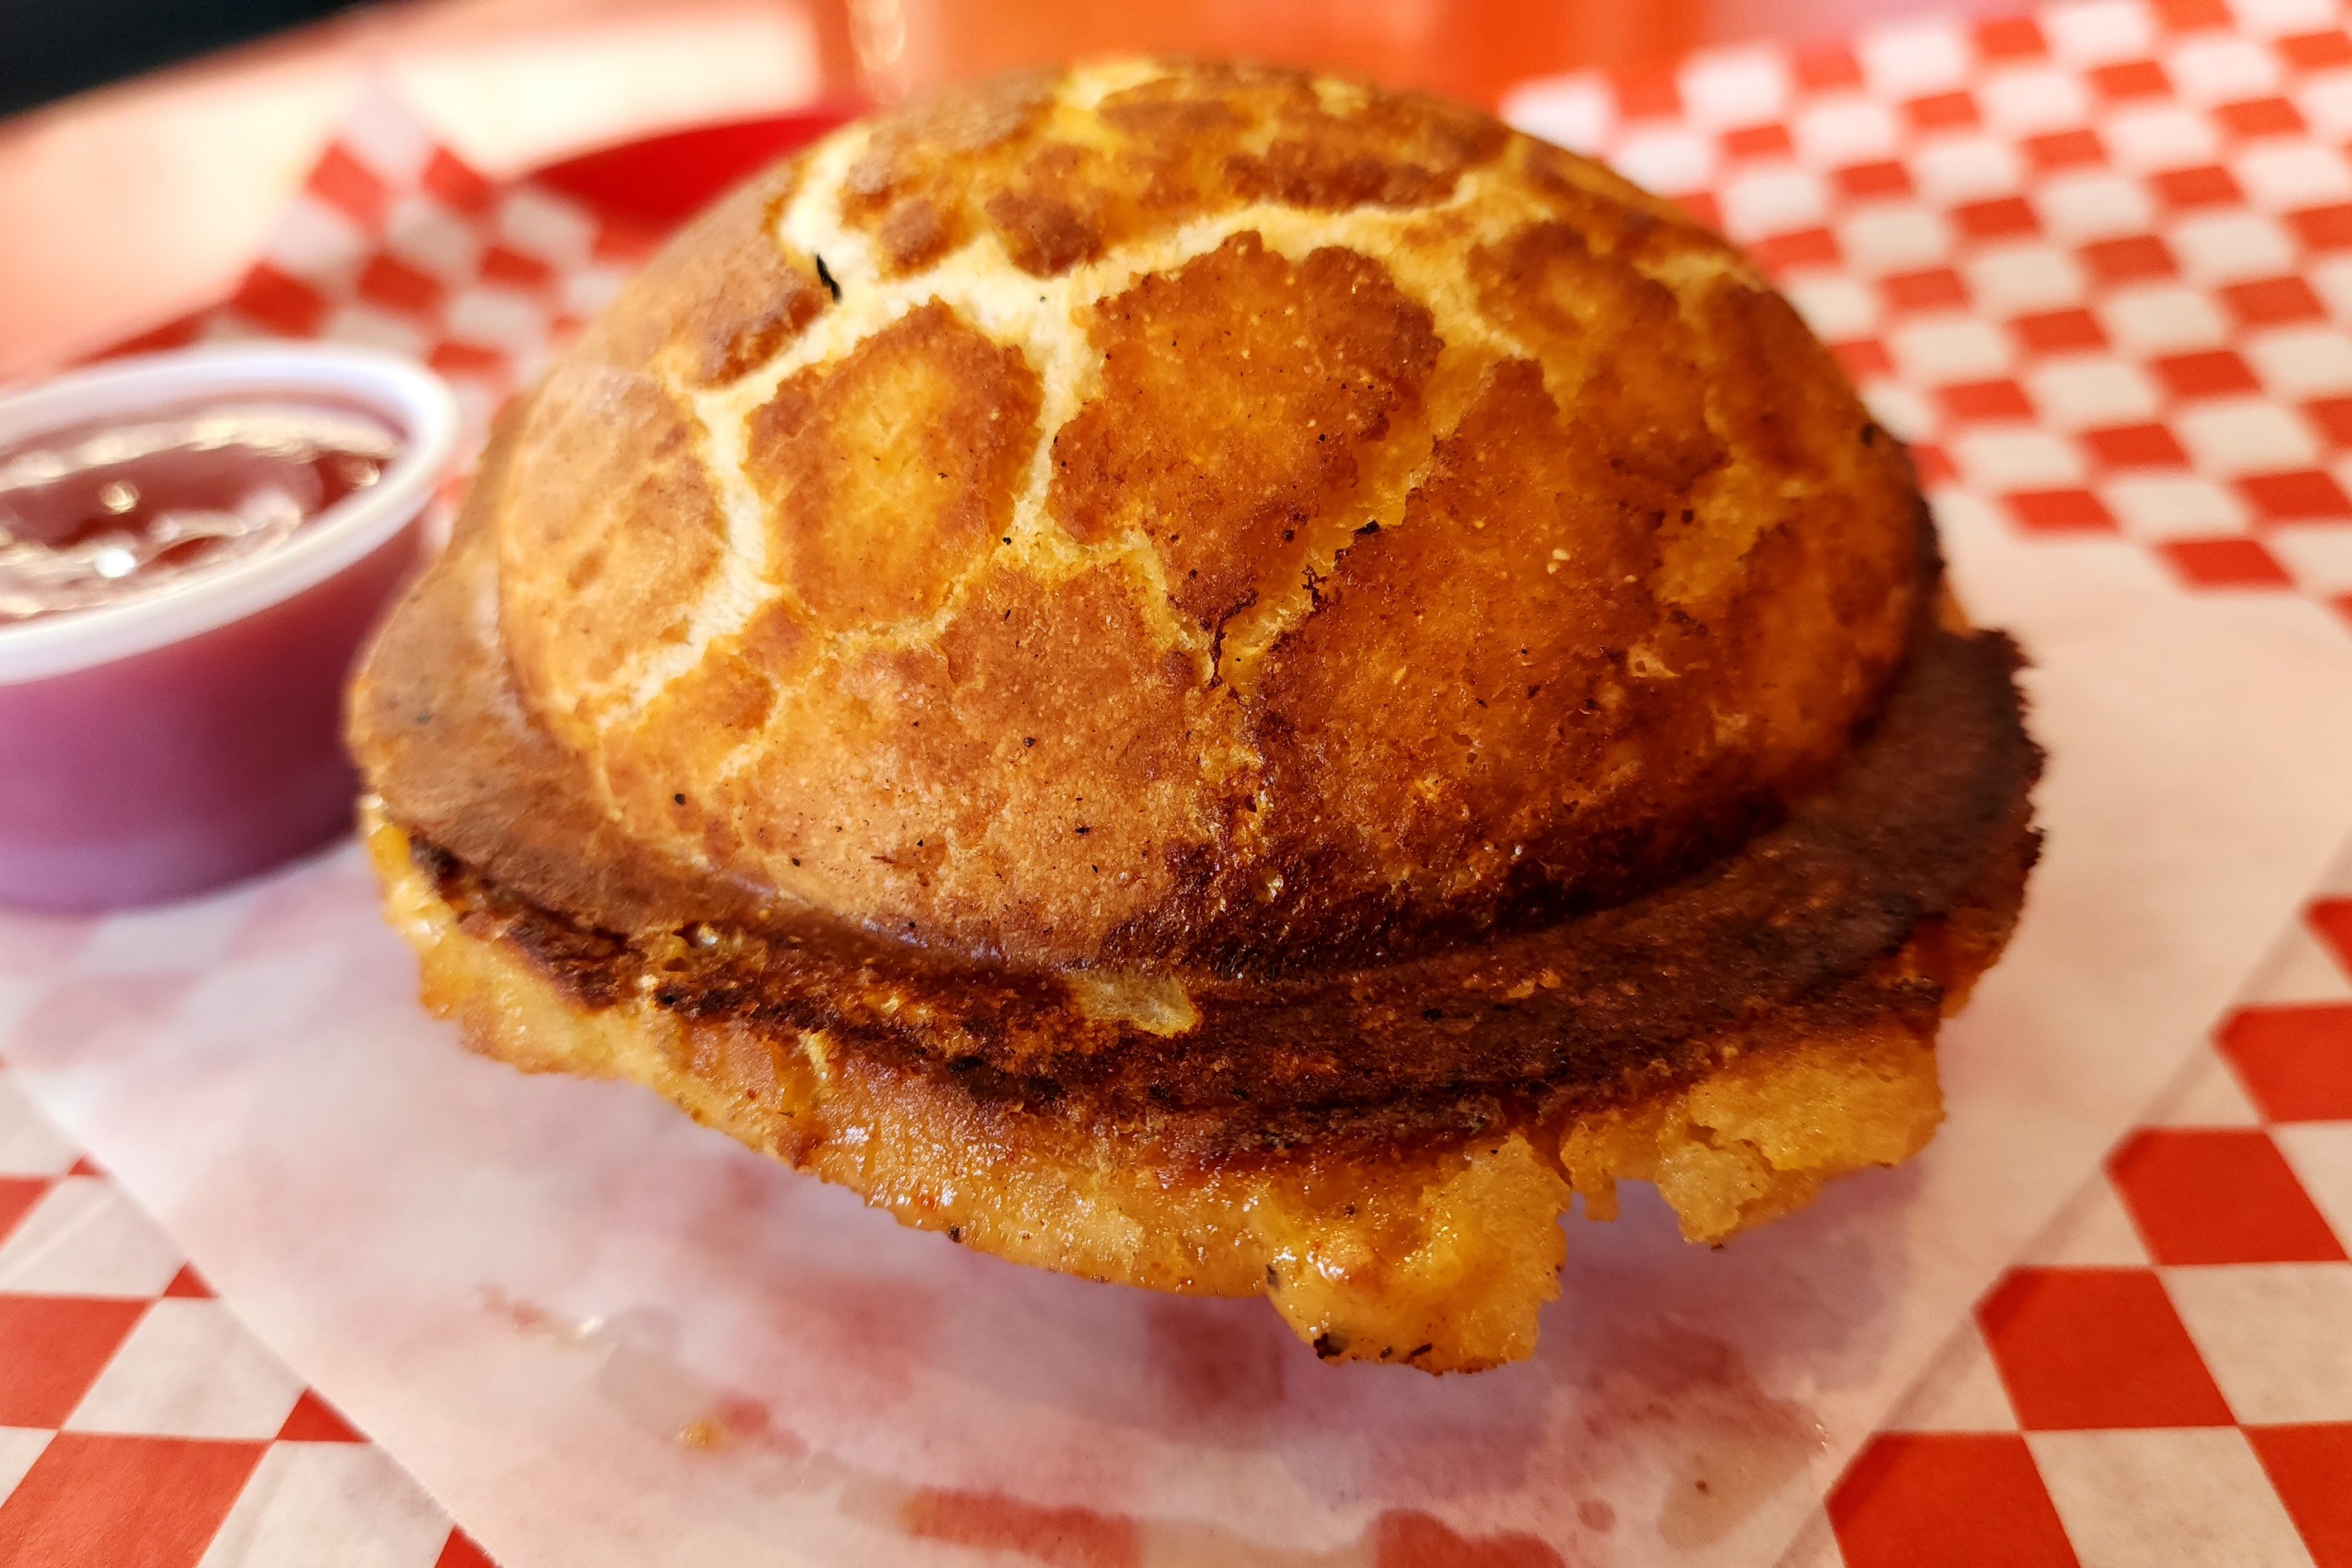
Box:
left=362, top=746, right=2034, bottom=1373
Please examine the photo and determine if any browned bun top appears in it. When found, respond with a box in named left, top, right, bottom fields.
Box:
left=440, top=59, right=1924, bottom=976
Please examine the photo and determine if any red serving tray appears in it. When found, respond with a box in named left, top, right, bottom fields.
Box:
left=527, top=106, right=862, bottom=236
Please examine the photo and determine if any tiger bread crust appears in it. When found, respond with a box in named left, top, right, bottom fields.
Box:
left=347, top=58, right=2043, bottom=1372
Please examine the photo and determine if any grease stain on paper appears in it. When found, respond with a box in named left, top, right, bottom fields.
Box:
left=479, top=1288, right=1611, bottom=1565
left=1602, top=1321, right=1828, bottom=1549
left=479, top=1288, right=805, bottom=1459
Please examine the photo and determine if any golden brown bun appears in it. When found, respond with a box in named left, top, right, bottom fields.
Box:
left=348, top=59, right=2042, bottom=1371
left=483, top=58, right=1924, bottom=973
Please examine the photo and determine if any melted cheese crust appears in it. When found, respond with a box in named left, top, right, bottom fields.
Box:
left=369, top=804, right=1992, bottom=1372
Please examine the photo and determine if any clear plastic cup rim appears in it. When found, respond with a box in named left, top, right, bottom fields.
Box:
left=0, top=343, right=460, bottom=687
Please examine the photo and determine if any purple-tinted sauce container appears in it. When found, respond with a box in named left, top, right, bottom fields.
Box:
left=0, top=345, right=458, bottom=911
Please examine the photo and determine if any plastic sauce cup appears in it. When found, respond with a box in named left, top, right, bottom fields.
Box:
left=0, top=345, right=459, bottom=912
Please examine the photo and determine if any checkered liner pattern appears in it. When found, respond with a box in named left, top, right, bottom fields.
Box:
left=106, top=86, right=654, bottom=457
left=1505, top=0, right=2352, bottom=618
left=7, top=3, right=2352, bottom=1560
left=0, top=1054, right=492, bottom=1568
left=1824, top=857, right=2352, bottom=1567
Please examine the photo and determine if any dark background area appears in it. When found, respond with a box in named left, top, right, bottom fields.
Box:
left=2, top=0, right=357, bottom=117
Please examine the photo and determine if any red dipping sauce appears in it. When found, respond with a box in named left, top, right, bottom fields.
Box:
left=0, top=401, right=400, bottom=623
left=0, top=346, right=457, bottom=912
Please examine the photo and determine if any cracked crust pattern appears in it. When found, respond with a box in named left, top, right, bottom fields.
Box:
left=481, top=58, right=1924, bottom=973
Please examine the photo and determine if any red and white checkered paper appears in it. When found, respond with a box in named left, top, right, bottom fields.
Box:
left=10, top=1, right=2352, bottom=1561
left=0, top=1058, right=491, bottom=1568
left=1503, top=0, right=2352, bottom=620
left=1808, top=854, right=2352, bottom=1567
left=105, top=84, right=658, bottom=459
